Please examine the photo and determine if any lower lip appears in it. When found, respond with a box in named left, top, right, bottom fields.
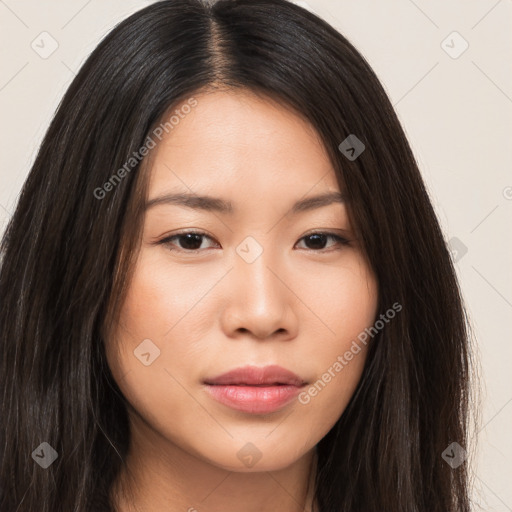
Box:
left=203, top=384, right=303, bottom=414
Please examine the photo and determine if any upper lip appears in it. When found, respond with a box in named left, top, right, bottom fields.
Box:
left=203, top=365, right=306, bottom=386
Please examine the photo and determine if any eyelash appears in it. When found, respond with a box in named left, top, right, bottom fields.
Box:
left=156, top=230, right=351, bottom=254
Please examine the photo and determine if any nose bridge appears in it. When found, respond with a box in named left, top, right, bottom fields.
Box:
left=221, top=236, right=297, bottom=339
left=235, top=240, right=285, bottom=312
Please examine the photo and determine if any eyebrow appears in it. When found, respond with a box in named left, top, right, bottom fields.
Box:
left=145, top=190, right=345, bottom=214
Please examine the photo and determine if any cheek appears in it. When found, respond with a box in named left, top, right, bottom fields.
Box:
left=104, top=250, right=226, bottom=425
left=296, top=341, right=370, bottom=439
left=113, top=248, right=224, bottom=343
left=291, top=256, right=378, bottom=429
left=294, top=253, right=378, bottom=351
left=103, top=259, right=210, bottom=451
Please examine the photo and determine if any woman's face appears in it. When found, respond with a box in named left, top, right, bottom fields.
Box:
left=106, top=89, right=378, bottom=472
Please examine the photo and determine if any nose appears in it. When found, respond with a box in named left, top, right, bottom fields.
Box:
left=219, top=250, right=299, bottom=341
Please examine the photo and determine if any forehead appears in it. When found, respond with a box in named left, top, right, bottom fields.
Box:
left=147, top=89, right=340, bottom=201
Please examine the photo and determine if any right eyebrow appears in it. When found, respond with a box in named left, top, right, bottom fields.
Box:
left=145, top=192, right=234, bottom=213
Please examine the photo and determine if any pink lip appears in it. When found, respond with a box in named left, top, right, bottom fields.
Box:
left=203, top=365, right=307, bottom=414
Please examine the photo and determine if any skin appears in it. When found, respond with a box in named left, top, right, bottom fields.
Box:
left=106, top=89, right=379, bottom=512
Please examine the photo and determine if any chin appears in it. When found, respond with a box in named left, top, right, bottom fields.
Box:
left=194, top=439, right=311, bottom=473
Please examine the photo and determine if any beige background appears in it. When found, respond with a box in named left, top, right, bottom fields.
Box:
left=1, top=0, right=511, bottom=509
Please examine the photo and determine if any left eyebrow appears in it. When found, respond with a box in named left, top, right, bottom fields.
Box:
left=290, top=191, right=345, bottom=214
left=144, top=190, right=345, bottom=214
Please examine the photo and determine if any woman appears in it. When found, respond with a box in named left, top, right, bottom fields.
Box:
left=0, top=0, right=476, bottom=510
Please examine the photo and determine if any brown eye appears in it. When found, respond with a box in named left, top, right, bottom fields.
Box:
left=158, top=231, right=218, bottom=252
left=295, top=232, right=350, bottom=251
left=303, top=233, right=329, bottom=250
left=175, top=233, right=204, bottom=250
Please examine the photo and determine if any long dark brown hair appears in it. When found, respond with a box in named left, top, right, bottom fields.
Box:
left=0, top=0, right=477, bottom=510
